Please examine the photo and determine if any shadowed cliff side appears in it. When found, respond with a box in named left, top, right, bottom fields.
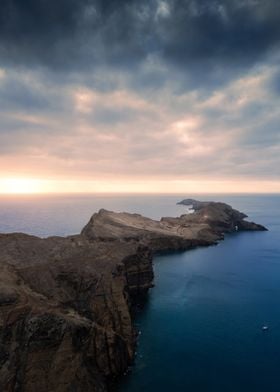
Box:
left=0, top=200, right=267, bottom=391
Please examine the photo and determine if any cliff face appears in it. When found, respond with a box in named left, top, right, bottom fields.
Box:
left=0, top=201, right=267, bottom=391
left=0, top=234, right=153, bottom=392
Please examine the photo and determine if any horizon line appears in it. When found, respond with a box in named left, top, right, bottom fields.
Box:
left=0, top=190, right=279, bottom=196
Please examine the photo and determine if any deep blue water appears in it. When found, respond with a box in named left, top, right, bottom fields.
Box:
left=121, top=194, right=280, bottom=392
left=0, top=193, right=279, bottom=391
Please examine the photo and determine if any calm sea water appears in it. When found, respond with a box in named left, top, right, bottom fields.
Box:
left=0, top=193, right=279, bottom=391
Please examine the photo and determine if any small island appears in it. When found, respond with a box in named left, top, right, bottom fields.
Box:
left=0, top=200, right=267, bottom=391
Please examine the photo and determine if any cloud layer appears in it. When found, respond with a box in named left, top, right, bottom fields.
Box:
left=0, top=0, right=279, bottom=191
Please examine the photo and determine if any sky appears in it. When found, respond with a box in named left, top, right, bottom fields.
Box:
left=0, top=0, right=280, bottom=193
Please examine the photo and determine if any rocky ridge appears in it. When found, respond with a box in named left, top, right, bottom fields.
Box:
left=0, top=200, right=267, bottom=391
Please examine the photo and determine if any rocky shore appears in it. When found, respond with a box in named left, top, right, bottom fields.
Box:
left=0, top=200, right=267, bottom=391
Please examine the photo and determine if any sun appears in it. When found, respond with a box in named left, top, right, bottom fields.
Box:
left=0, top=178, right=45, bottom=194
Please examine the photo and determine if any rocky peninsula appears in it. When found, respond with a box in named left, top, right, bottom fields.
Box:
left=0, top=200, right=267, bottom=391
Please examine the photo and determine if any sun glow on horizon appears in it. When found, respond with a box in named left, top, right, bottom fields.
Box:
left=0, top=177, right=279, bottom=195
left=0, top=178, right=46, bottom=194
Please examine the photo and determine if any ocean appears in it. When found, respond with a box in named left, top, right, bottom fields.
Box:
left=0, top=193, right=279, bottom=392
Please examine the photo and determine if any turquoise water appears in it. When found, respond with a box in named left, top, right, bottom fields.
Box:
left=0, top=193, right=279, bottom=391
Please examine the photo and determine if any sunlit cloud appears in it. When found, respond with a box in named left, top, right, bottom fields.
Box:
left=74, top=89, right=95, bottom=113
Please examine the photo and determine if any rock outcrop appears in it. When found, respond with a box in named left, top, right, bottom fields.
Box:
left=177, top=199, right=267, bottom=233
left=0, top=200, right=267, bottom=391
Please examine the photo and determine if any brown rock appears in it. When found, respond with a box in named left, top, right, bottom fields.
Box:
left=0, top=200, right=267, bottom=391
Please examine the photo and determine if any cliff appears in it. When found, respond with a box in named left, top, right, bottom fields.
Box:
left=0, top=200, right=267, bottom=391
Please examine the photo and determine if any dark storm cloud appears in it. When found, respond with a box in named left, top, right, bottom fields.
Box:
left=159, top=1, right=280, bottom=64
left=0, top=0, right=151, bottom=69
left=1, top=0, right=280, bottom=80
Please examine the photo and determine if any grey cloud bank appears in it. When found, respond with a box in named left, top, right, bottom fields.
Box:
left=0, top=0, right=279, bottom=189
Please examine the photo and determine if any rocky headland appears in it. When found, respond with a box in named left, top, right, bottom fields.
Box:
left=0, top=200, right=267, bottom=391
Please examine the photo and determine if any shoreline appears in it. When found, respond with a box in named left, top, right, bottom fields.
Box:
left=0, top=200, right=267, bottom=391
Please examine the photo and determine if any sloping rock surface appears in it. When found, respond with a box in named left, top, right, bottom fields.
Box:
left=0, top=200, right=266, bottom=391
